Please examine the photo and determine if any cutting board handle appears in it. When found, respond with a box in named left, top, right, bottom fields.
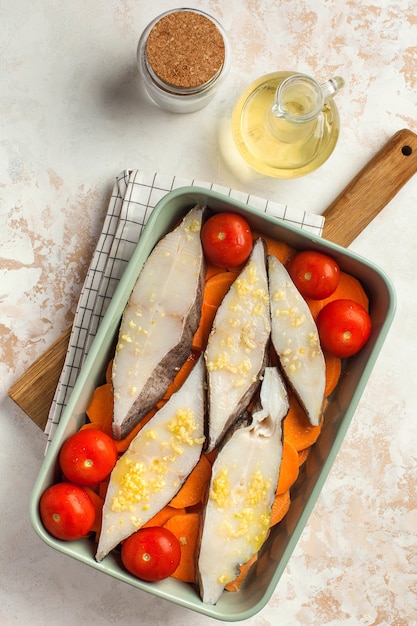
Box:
left=322, top=128, right=417, bottom=246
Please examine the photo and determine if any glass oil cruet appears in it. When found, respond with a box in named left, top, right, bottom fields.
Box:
left=231, top=71, right=345, bottom=178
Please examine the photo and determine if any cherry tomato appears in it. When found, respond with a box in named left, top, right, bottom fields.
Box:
left=288, top=250, right=340, bottom=300
left=121, top=527, right=181, bottom=582
left=317, top=299, right=372, bottom=358
left=201, top=212, right=253, bottom=268
left=40, top=482, right=96, bottom=541
left=59, top=428, right=118, bottom=486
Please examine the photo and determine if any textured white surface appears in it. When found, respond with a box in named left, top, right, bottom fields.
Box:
left=1, top=1, right=417, bottom=625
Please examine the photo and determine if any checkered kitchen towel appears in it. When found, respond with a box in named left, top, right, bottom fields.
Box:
left=44, top=169, right=324, bottom=449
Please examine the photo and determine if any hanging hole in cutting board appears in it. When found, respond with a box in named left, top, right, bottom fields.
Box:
left=402, top=145, right=413, bottom=156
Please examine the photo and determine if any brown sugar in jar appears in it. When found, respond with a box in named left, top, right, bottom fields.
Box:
left=137, top=9, right=230, bottom=113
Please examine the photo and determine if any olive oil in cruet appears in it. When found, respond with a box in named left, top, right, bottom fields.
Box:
left=232, top=72, right=345, bottom=178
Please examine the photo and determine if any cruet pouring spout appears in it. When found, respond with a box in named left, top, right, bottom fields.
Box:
left=321, top=76, right=345, bottom=99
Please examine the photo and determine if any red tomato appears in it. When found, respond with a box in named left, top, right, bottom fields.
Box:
left=121, top=527, right=181, bottom=582
left=288, top=250, right=340, bottom=300
left=317, top=299, right=372, bottom=358
left=59, top=428, right=118, bottom=486
left=201, top=212, right=253, bottom=268
left=40, top=482, right=96, bottom=541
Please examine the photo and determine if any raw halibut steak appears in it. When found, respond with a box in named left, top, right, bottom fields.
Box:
left=204, top=238, right=271, bottom=451
left=197, top=366, right=289, bottom=604
left=96, top=355, right=205, bottom=562
left=112, top=205, right=206, bottom=439
left=268, top=254, right=325, bottom=426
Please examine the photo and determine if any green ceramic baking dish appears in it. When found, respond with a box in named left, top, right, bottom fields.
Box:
left=30, top=187, right=396, bottom=621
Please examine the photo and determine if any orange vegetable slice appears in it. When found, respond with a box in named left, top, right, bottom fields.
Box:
left=203, top=270, right=239, bottom=307
left=86, top=382, right=113, bottom=427
left=256, top=232, right=294, bottom=264
left=225, top=554, right=258, bottom=592
left=276, top=439, right=299, bottom=494
left=283, top=394, right=322, bottom=452
left=270, top=490, right=291, bottom=526
left=297, top=447, right=311, bottom=466
left=203, top=449, right=218, bottom=465
left=105, top=359, right=113, bottom=384
left=169, top=454, right=212, bottom=509
left=164, top=513, right=200, bottom=583
left=324, top=351, right=342, bottom=397
left=306, top=270, right=369, bottom=319
left=84, top=487, right=104, bottom=537
left=142, top=505, right=185, bottom=528
left=192, top=270, right=239, bottom=350
left=192, top=302, right=217, bottom=351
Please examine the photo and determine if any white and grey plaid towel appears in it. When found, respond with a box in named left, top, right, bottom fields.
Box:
left=44, top=169, right=324, bottom=450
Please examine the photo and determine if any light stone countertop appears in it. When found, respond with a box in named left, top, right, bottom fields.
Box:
left=1, top=1, right=416, bottom=625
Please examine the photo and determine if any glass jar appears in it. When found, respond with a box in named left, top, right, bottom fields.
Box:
left=137, top=8, right=230, bottom=114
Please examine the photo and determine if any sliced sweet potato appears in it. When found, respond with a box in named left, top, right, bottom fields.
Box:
left=276, top=439, right=299, bottom=494
left=297, top=447, right=311, bottom=466
left=84, top=487, right=104, bottom=538
left=142, top=505, right=185, bottom=528
left=164, top=513, right=200, bottom=583
left=192, top=270, right=239, bottom=350
left=270, top=490, right=291, bottom=526
left=105, top=359, right=113, bottom=384
left=169, top=454, right=212, bottom=509
left=225, top=554, right=258, bottom=592
left=324, top=351, right=342, bottom=396
left=257, top=232, right=294, bottom=264
left=283, top=394, right=322, bottom=452
left=86, top=382, right=113, bottom=428
left=306, top=270, right=369, bottom=319
left=203, top=270, right=239, bottom=307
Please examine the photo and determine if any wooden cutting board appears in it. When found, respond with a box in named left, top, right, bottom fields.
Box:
left=8, top=129, right=417, bottom=430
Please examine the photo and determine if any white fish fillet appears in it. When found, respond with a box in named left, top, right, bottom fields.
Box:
left=96, top=355, right=206, bottom=562
left=268, top=254, right=325, bottom=426
left=197, top=367, right=289, bottom=605
left=112, top=205, right=205, bottom=439
left=204, top=238, right=271, bottom=451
